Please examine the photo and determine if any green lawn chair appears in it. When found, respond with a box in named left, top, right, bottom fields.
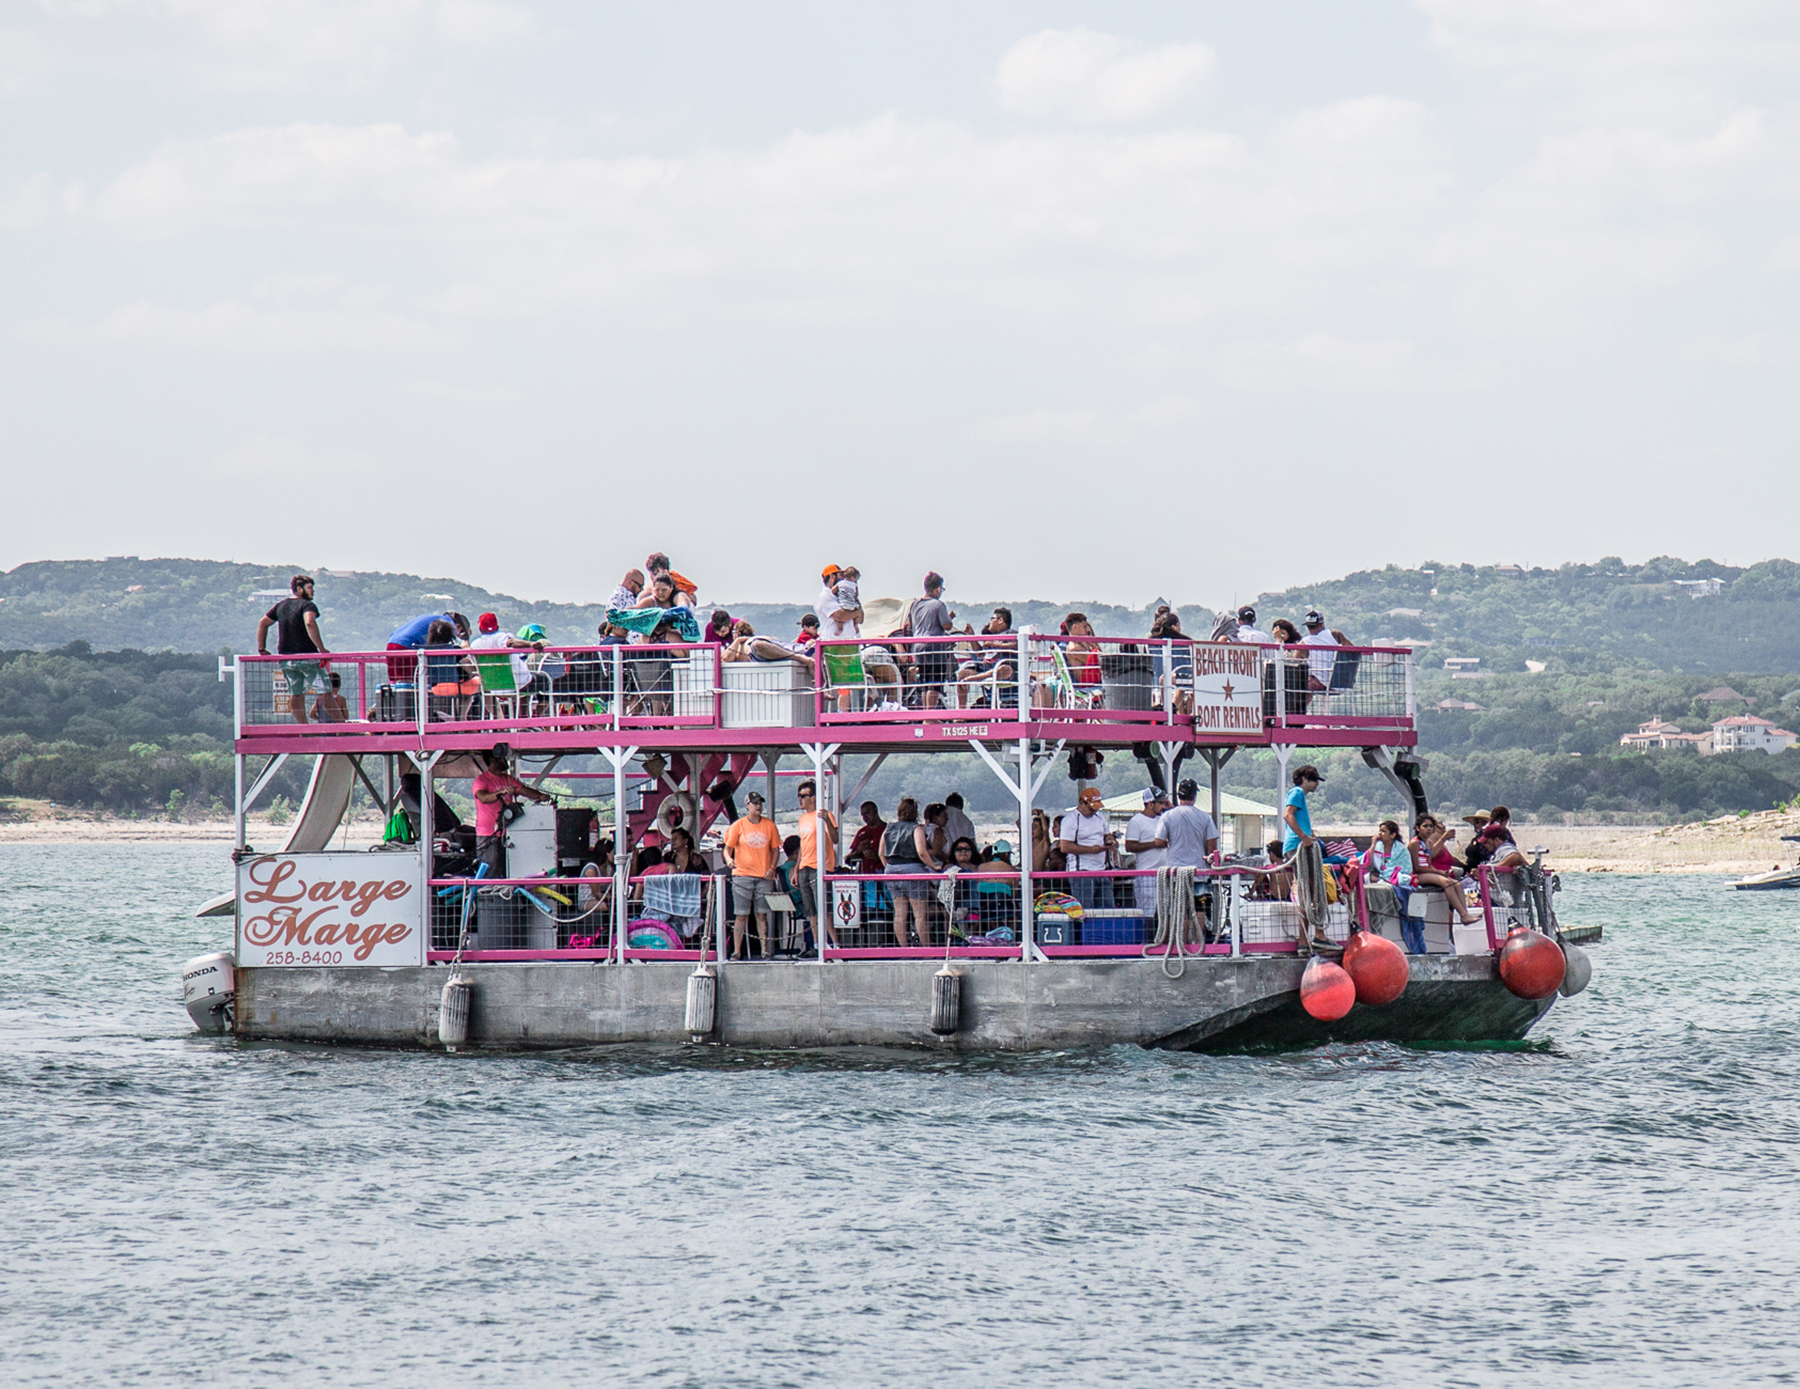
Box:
left=473, top=650, right=519, bottom=719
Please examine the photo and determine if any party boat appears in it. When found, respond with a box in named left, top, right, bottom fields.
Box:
left=178, top=629, right=1591, bottom=1051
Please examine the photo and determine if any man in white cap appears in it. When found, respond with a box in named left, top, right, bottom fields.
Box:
left=1058, top=786, right=1117, bottom=911
left=1125, top=787, right=1171, bottom=913
left=1234, top=605, right=1273, bottom=645
left=1300, top=608, right=1339, bottom=691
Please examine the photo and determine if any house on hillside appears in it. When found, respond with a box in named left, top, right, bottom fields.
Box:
left=1443, top=657, right=1480, bottom=671
left=1436, top=698, right=1485, bottom=712
left=1710, top=715, right=1798, bottom=755
left=1671, top=578, right=1726, bottom=598
left=1620, top=718, right=1712, bottom=752
left=1700, top=686, right=1750, bottom=704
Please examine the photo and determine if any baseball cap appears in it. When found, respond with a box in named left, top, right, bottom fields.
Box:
left=821, top=564, right=841, bottom=582
left=1142, top=787, right=1165, bottom=804
left=1293, top=764, right=1324, bottom=784
left=1077, top=787, right=1104, bottom=808
left=746, top=790, right=765, bottom=805
left=478, top=612, right=499, bottom=634
left=992, top=839, right=1012, bottom=854
left=1237, top=605, right=1256, bottom=622
left=1305, top=609, right=1324, bottom=626
left=1176, top=777, right=1199, bottom=799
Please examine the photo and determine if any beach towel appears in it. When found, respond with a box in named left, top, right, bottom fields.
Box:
left=606, top=606, right=702, bottom=643
left=642, top=872, right=704, bottom=922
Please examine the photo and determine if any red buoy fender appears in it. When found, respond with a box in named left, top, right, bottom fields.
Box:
left=1300, top=955, right=1356, bottom=1021
left=1344, top=930, right=1409, bottom=1006
left=1340, top=929, right=1368, bottom=974
left=1497, top=926, right=1565, bottom=1000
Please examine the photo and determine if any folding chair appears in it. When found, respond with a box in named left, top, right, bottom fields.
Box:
left=474, top=651, right=520, bottom=719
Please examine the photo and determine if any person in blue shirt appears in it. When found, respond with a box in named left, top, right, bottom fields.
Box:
left=388, top=611, right=470, bottom=649
left=1282, top=764, right=1322, bottom=856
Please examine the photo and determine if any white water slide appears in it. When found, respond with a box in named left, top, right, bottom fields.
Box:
left=194, top=754, right=359, bottom=917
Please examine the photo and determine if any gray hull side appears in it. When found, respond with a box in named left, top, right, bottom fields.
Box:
left=232, top=955, right=1552, bottom=1053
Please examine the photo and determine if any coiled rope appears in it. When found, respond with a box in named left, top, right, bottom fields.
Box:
left=1293, top=840, right=1331, bottom=955
left=1146, top=866, right=1200, bottom=978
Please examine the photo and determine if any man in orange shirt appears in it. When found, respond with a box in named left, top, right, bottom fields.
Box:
left=795, top=778, right=841, bottom=951
left=724, top=791, right=783, bottom=960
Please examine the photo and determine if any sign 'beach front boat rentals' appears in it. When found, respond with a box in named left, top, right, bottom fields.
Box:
left=1191, top=643, right=1264, bottom=734
left=237, top=853, right=424, bottom=968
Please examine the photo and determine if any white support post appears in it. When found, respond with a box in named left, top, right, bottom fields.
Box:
left=1017, top=735, right=1034, bottom=962
left=1404, top=651, right=1416, bottom=719
left=802, top=742, right=840, bottom=962
left=1163, top=639, right=1175, bottom=726
left=234, top=753, right=246, bottom=852
left=602, top=745, right=640, bottom=964
left=612, top=647, right=623, bottom=732
left=418, top=751, right=441, bottom=947
left=1016, top=627, right=1031, bottom=722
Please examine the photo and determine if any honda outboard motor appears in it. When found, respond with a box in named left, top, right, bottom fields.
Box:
left=182, top=952, right=235, bottom=1034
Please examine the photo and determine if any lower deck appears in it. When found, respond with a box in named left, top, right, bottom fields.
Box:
left=233, top=954, right=1553, bottom=1053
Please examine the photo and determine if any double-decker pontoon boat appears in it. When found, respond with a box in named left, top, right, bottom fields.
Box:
left=178, top=630, right=1592, bottom=1051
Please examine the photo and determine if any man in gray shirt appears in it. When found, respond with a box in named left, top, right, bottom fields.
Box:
left=1158, top=778, right=1219, bottom=868
left=910, top=571, right=967, bottom=710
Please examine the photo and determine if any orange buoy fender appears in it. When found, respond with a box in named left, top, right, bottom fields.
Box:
left=1300, top=955, right=1356, bottom=1021
left=1344, top=931, right=1409, bottom=1006
left=1497, top=926, right=1565, bottom=1000
left=1340, top=928, right=1368, bottom=974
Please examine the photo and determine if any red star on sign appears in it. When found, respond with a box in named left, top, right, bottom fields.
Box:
left=1221, top=680, right=1236, bottom=702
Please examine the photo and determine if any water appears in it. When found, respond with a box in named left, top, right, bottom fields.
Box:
left=2, top=843, right=1796, bottom=1386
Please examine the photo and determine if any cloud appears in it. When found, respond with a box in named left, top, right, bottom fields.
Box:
left=396, top=378, right=520, bottom=402
left=68, top=100, right=1444, bottom=325
left=31, top=274, right=455, bottom=351
left=22, top=0, right=538, bottom=93
left=215, top=433, right=369, bottom=477
left=993, top=28, right=1214, bottom=123
left=969, top=395, right=1198, bottom=444
left=1212, top=333, right=1424, bottom=391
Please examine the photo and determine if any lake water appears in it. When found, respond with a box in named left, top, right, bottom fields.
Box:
left=2, top=843, right=1796, bottom=1386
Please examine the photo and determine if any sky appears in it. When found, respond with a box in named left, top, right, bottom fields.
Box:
left=2, top=1, right=1798, bottom=612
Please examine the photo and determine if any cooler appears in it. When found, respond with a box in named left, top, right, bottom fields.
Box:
left=721, top=661, right=816, bottom=728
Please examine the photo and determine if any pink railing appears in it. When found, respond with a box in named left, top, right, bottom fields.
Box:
left=235, top=636, right=1413, bottom=738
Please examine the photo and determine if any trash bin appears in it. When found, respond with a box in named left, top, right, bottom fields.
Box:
left=1099, top=653, right=1155, bottom=711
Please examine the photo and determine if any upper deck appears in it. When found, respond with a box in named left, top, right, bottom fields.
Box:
left=233, top=632, right=1416, bottom=757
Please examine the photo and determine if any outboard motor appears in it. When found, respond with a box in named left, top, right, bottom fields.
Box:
left=182, top=952, right=236, bottom=1034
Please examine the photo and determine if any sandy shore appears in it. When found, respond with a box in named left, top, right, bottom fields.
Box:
left=0, top=813, right=381, bottom=847
left=6, top=807, right=1796, bottom=876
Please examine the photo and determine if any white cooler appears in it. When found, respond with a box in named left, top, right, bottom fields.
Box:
left=721, top=661, right=817, bottom=729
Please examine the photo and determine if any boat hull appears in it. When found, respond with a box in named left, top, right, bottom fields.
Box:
left=230, top=955, right=1553, bottom=1053
left=1732, top=874, right=1800, bottom=891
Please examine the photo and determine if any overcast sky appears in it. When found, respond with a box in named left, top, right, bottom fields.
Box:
left=3, top=1, right=1797, bottom=611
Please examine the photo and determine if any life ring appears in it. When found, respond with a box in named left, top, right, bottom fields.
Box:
left=653, top=790, right=699, bottom=843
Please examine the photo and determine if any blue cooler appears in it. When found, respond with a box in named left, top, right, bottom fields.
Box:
left=1082, top=911, right=1149, bottom=945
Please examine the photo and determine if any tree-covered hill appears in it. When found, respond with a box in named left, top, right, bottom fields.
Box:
left=1255, top=555, right=1800, bottom=675
left=5, top=553, right=1798, bottom=673
left=0, top=557, right=1176, bottom=655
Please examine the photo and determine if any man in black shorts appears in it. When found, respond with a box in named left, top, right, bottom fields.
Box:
left=255, top=574, right=329, bottom=723
left=910, top=571, right=969, bottom=710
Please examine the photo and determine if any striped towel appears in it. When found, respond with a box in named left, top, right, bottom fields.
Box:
left=1325, top=838, right=1359, bottom=859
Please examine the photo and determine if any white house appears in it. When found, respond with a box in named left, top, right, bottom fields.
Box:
left=1710, top=716, right=1798, bottom=755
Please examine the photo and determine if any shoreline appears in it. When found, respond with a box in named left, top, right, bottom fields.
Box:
left=5, top=808, right=1798, bottom=875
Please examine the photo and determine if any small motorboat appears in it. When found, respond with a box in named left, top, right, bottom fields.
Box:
left=1731, top=837, right=1800, bottom=890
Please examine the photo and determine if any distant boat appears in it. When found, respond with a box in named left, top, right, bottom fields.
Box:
left=1731, top=837, right=1800, bottom=891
